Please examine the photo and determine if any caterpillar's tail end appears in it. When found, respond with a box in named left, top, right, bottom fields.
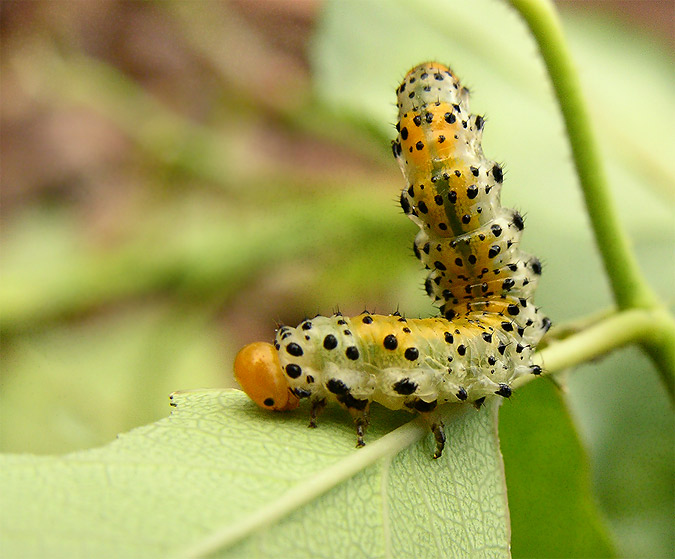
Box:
left=234, top=342, right=300, bottom=411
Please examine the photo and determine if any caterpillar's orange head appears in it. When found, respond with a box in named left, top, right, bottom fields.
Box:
left=234, top=342, right=300, bottom=411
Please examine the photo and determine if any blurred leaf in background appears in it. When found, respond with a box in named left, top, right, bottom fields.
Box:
left=0, top=0, right=672, bottom=557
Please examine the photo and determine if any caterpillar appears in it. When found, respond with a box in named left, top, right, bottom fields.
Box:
left=234, top=62, right=550, bottom=458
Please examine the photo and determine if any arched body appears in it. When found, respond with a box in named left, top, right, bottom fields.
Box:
left=234, top=62, right=550, bottom=457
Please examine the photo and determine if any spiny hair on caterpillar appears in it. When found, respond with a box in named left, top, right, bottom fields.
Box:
left=234, top=312, right=542, bottom=459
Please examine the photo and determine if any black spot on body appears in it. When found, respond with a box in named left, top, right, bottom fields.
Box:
left=444, top=112, right=456, bottom=124
left=482, top=332, right=493, bottom=343
left=415, top=141, right=424, bottom=151
left=393, top=378, right=417, bottom=395
left=413, top=241, right=421, bottom=260
left=507, top=304, right=520, bottom=316
left=323, top=334, right=338, bottom=350
left=338, top=393, right=369, bottom=411
left=263, top=398, right=274, bottom=407
left=424, top=278, right=434, bottom=297
left=488, top=245, right=501, bottom=258
left=496, top=384, right=512, bottom=398
left=400, top=193, right=411, bottom=214
left=286, top=343, right=303, bottom=357
left=391, top=141, right=401, bottom=157
left=404, top=347, right=419, bottom=361
left=415, top=399, right=437, bottom=412
left=346, top=346, right=360, bottom=360
left=457, top=344, right=466, bottom=356
left=456, top=387, right=468, bottom=400
left=531, top=258, right=542, bottom=275
left=418, top=201, right=428, bottom=214
left=492, top=164, right=503, bottom=183
left=286, top=364, right=302, bottom=379
left=467, top=185, right=478, bottom=199
left=383, top=334, right=398, bottom=350
left=362, top=315, right=373, bottom=324
left=327, top=378, right=349, bottom=395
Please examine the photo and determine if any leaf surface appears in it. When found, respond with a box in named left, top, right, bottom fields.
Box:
left=1, top=390, right=510, bottom=559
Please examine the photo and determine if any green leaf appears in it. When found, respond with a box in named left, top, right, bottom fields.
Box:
left=500, top=378, right=616, bottom=558
left=1, top=390, right=510, bottom=558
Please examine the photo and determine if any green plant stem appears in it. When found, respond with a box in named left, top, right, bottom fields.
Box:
left=510, top=0, right=673, bottom=399
left=516, top=308, right=674, bottom=398
left=509, top=0, right=657, bottom=311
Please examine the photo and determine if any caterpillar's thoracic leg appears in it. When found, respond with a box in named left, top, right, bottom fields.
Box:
left=308, top=398, right=326, bottom=428
left=431, top=420, right=446, bottom=459
left=348, top=407, right=370, bottom=448
left=421, top=413, right=446, bottom=459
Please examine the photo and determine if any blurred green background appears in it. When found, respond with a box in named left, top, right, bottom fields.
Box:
left=1, top=1, right=672, bottom=557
